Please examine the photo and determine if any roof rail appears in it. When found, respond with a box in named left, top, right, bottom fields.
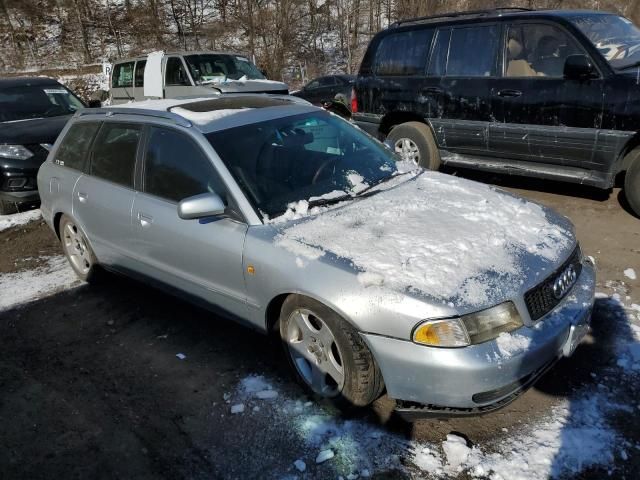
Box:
left=390, top=7, right=534, bottom=28
left=75, top=107, right=192, bottom=127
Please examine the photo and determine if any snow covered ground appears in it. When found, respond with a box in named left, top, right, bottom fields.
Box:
left=0, top=209, right=42, bottom=232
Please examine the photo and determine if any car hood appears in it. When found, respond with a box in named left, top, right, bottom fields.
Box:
left=273, top=171, right=576, bottom=309
left=0, top=114, right=71, bottom=145
left=207, top=79, right=288, bottom=93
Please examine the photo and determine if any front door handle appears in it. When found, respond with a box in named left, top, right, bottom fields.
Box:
left=496, top=89, right=523, bottom=98
left=423, top=87, right=443, bottom=95
left=77, top=192, right=88, bottom=203
left=138, top=212, right=154, bottom=228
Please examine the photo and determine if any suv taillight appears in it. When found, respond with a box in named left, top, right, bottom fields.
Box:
left=351, top=87, right=358, bottom=113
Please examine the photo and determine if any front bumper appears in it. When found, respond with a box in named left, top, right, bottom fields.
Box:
left=362, top=262, right=595, bottom=416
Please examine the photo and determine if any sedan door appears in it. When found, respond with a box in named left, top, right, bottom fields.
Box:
left=131, top=126, right=248, bottom=318
left=72, top=122, right=142, bottom=266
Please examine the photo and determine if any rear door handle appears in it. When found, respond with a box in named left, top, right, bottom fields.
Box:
left=496, top=89, right=522, bottom=98
left=77, top=192, right=88, bottom=203
left=423, top=87, right=443, bottom=95
left=137, top=212, right=153, bottom=228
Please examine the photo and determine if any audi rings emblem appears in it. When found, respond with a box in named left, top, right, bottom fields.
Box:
left=552, top=264, right=577, bottom=299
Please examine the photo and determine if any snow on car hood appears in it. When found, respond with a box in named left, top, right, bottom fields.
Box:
left=209, top=78, right=288, bottom=93
left=275, top=172, right=575, bottom=307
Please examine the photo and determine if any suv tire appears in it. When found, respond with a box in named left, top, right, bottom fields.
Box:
left=59, top=214, right=101, bottom=283
left=624, top=157, right=640, bottom=217
left=279, top=294, right=384, bottom=408
left=387, top=121, right=440, bottom=170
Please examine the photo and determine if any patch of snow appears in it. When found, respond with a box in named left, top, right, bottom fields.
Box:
left=276, top=172, right=573, bottom=306
left=0, top=209, right=41, bottom=232
left=171, top=106, right=252, bottom=126
left=240, top=375, right=273, bottom=394
left=309, top=190, right=347, bottom=202
left=413, top=445, right=443, bottom=473
left=230, top=403, right=245, bottom=414
left=0, top=256, right=80, bottom=312
left=357, top=272, right=385, bottom=287
left=624, top=268, right=637, bottom=280
left=442, top=434, right=471, bottom=471
left=175, top=353, right=186, bottom=360
left=255, top=390, right=278, bottom=400
left=315, top=449, right=335, bottom=464
left=496, top=332, right=532, bottom=358
left=346, top=172, right=369, bottom=194
left=293, top=459, right=306, bottom=472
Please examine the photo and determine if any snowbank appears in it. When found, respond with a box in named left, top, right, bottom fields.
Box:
left=0, top=209, right=42, bottom=232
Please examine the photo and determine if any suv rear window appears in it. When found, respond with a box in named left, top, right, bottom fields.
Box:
left=374, top=29, right=434, bottom=76
left=90, top=123, right=141, bottom=188
left=55, top=122, right=101, bottom=171
left=112, top=62, right=134, bottom=88
left=446, top=25, right=500, bottom=77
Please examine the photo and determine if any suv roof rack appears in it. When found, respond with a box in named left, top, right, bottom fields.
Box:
left=390, top=7, right=534, bottom=28
left=76, top=107, right=192, bottom=128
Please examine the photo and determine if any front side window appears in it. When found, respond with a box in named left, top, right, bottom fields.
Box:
left=506, top=23, right=583, bottom=77
left=165, top=57, right=191, bottom=86
left=90, top=123, right=141, bottom=188
left=112, top=62, right=134, bottom=88
left=206, top=112, right=399, bottom=218
left=144, top=127, right=224, bottom=203
left=374, top=29, right=434, bottom=76
left=184, top=54, right=266, bottom=84
left=0, top=84, right=84, bottom=122
left=569, top=14, right=640, bottom=70
left=447, top=25, right=500, bottom=77
left=134, top=60, right=146, bottom=87
left=55, top=122, right=101, bottom=171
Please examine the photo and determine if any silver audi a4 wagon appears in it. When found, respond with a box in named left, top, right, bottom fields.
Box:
left=37, top=95, right=595, bottom=417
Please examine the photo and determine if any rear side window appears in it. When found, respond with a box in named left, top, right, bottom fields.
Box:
left=144, top=127, right=224, bottom=203
left=374, top=29, right=434, bottom=76
left=446, top=25, right=500, bottom=77
left=90, top=123, right=141, bottom=188
left=54, top=122, right=101, bottom=171
left=134, top=60, right=146, bottom=87
left=112, top=62, right=134, bottom=88
left=428, top=29, right=451, bottom=76
left=165, top=57, right=191, bottom=86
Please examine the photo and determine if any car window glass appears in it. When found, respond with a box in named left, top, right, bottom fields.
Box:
left=55, top=122, right=101, bottom=171
left=165, top=57, right=191, bottom=86
left=144, top=128, right=225, bottom=203
left=318, top=77, right=336, bottom=87
left=112, top=62, right=134, bottom=88
left=0, top=84, right=84, bottom=122
left=428, top=28, right=451, bottom=76
left=447, top=25, right=499, bottom=77
left=506, top=24, right=584, bottom=77
left=306, top=79, right=320, bottom=90
left=90, top=123, right=141, bottom=188
left=375, top=29, right=434, bottom=76
left=134, top=60, right=146, bottom=87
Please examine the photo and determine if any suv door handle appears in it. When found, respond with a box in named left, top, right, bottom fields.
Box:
left=422, top=87, right=443, bottom=95
left=138, top=213, right=154, bottom=228
left=77, top=192, right=88, bottom=203
left=496, top=89, right=522, bottom=98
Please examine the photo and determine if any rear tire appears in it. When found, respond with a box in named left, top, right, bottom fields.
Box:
left=279, top=294, right=384, bottom=408
left=386, top=121, right=440, bottom=170
left=59, top=214, right=101, bottom=283
left=624, top=158, right=640, bottom=218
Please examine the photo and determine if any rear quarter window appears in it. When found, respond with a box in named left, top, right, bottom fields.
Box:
left=374, top=29, right=434, bottom=76
left=54, top=122, right=101, bottom=171
left=112, top=62, right=134, bottom=88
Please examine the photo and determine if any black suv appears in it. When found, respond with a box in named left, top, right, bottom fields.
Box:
left=0, top=77, right=87, bottom=214
left=353, top=8, right=640, bottom=216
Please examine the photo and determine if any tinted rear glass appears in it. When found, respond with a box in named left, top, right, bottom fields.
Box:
left=90, top=123, right=141, bottom=188
left=0, top=84, right=84, bottom=122
left=134, top=60, right=146, bottom=87
left=112, top=62, right=134, bottom=88
left=374, top=29, right=434, bottom=76
left=446, top=26, right=500, bottom=77
left=55, top=122, right=101, bottom=171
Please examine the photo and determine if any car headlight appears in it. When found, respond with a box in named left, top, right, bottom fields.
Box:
left=0, top=145, right=33, bottom=160
left=413, top=302, right=523, bottom=347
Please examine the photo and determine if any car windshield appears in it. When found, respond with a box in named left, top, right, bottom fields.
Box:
left=185, top=54, right=266, bottom=84
left=206, top=111, right=399, bottom=219
left=0, top=84, right=84, bottom=123
left=569, top=14, right=640, bottom=69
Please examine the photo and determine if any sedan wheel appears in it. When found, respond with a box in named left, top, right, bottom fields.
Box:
left=59, top=214, right=100, bottom=282
left=285, top=308, right=345, bottom=397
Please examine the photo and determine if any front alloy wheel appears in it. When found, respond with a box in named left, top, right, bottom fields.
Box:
left=394, top=138, right=421, bottom=165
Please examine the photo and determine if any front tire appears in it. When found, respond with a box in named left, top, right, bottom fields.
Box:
left=386, top=121, right=440, bottom=170
left=624, top=158, right=640, bottom=217
left=279, top=294, right=384, bottom=408
left=59, top=214, right=100, bottom=282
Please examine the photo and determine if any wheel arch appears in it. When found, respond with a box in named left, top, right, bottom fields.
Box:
left=616, top=133, right=640, bottom=174
left=379, top=111, right=430, bottom=137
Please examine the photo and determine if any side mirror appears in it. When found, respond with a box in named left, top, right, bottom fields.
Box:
left=564, top=54, right=596, bottom=80
left=87, top=99, right=102, bottom=108
left=178, top=192, right=226, bottom=220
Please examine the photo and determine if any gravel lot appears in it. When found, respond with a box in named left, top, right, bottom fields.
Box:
left=0, top=172, right=638, bottom=480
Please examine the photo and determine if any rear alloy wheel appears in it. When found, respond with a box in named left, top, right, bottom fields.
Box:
left=386, top=121, right=441, bottom=170
left=624, top=157, right=640, bottom=218
left=59, top=214, right=100, bottom=282
left=280, top=295, right=384, bottom=407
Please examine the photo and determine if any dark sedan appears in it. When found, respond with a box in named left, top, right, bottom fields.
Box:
left=0, top=77, right=87, bottom=214
left=292, top=75, right=354, bottom=115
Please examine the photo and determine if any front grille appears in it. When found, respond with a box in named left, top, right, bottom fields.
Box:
left=524, top=246, right=582, bottom=321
